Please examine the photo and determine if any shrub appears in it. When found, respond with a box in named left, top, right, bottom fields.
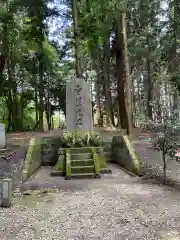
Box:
left=150, top=107, right=180, bottom=183
left=59, top=120, right=66, bottom=129
left=89, top=134, right=103, bottom=146
left=60, top=132, right=103, bottom=148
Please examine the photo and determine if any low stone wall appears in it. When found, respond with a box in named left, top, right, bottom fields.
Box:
left=22, top=138, right=42, bottom=182
left=20, top=134, right=112, bottom=182
left=41, top=136, right=61, bottom=166
left=112, top=135, right=142, bottom=176
left=22, top=135, right=62, bottom=181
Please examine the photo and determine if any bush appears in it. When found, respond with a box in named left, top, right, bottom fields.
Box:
left=60, top=132, right=103, bottom=148
left=59, top=120, right=66, bottom=129
left=150, top=112, right=180, bottom=183
left=151, top=128, right=180, bottom=158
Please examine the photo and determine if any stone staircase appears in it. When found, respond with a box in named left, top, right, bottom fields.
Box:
left=51, top=137, right=112, bottom=179
left=67, top=148, right=100, bottom=179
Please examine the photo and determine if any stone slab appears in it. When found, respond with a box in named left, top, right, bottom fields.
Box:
left=0, top=123, right=6, bottom=149
left=66, top=77, right=93, bottom=132
left=1, top=178, right=12, bottom=208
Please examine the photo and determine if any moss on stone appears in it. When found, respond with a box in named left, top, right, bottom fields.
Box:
left=65, top=149, right=71, bottom=177
left=99, top=155, right=108, bottom=169
left=123, top=136, right=140, bottom=173
left=112, top=135, right=141, bottom=176
left=55, top=155, right=65, bottom=172
left=53, top=146, right=110, bottom=178
left=92, top=148, right=100, bottom=175
left=22, top=137, right=42, bottom=182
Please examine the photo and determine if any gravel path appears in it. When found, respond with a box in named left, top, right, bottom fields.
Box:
left=1, top=164, right=180, bottom=239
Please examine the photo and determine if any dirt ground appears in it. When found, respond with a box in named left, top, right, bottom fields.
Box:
left=5, top=127, right=147, bottom=148
left=1, top=164, right=180, bottom=239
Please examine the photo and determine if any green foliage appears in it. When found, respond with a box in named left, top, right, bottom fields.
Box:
left=60, top=132, right=103, bottom=148
left=150, top=103, right=180, bottom=183
left=170, top=74, right=180, bottom=92
left=23, top=106, right=36, bottom=131
left=151, top=127, right=180, bottom=158
left=0, top=0, right=67, bottom=131
left=59, top=120, right=66, bottom=129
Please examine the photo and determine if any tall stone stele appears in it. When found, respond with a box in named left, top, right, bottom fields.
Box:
left=66, top=77, right=93, bottom=132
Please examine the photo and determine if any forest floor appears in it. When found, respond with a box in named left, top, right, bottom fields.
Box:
left=1, top=164, right=180, bottom=239
left=4, top=127, right=149, bottom=148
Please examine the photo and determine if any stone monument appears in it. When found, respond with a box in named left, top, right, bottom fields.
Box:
left=1, top=178, right=12, bottom=208
left=66, top=77, right=93, bottom=132
left=0, top=123, right=6, bottom=149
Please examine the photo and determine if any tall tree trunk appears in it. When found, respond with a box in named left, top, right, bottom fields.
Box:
left=103, top=36, right=115, bottom=127
left=115, top=13, right=128, bottom=130
left=121, top=12, right=132, bottom=135
left=116, top=12, right=132, bottom=134
left=45, top=76, right=51, bottom=130
left=95, top=79, right=101, bottom=127
left=72, top=0, right=83, bottom=78
left=38, top=45, right=44, bottom=131
left=20, top=93, right=24, bottom=129
left=147, top=58, right=153, bottom=120
left=168, top=0, right=178, bottom=110
left=34, top=86, right=39, bottom=129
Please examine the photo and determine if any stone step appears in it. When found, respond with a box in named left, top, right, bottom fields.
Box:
left=103, top=146, right=112, bottom=152
left=71, top=159, right=94, bottom=167
left=70, top=153, right=92, bottom=160
left=70, top=148, right=92, bottom=154
left=70, top=173, right=100, bottom=179
left=103, top=151, right=111, bottom=156
left=71, top=165, right=94, bottom=174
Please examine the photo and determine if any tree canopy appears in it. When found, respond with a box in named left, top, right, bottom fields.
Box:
left=0, top=0, right=180, bottom=133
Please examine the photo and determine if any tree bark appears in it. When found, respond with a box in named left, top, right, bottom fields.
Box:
left=103, top=36, right=114, bottom=127
left=38, top=43, right=44, bottom=131
left=95, top=79, right=101, bottom=127
left=38, top=60, right=44, bottom=131
left=147, top=58, right=153, bottom=120
left=72, top=0, right=83, bottom=78
left=115, top=12, right=132, bottom=133
left=121, top=12, right=133, bottom=135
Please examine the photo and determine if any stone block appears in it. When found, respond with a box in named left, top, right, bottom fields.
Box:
left=1, top=179, right=12, bottom=208
left=0, top=123, right=6, bottom=149
left=112, top=135, right=142, bottom=176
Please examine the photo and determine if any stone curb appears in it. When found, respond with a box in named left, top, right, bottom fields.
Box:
left=112, top=135, right=142, bottom=176
left=123, top=136, right=141, bottom=174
